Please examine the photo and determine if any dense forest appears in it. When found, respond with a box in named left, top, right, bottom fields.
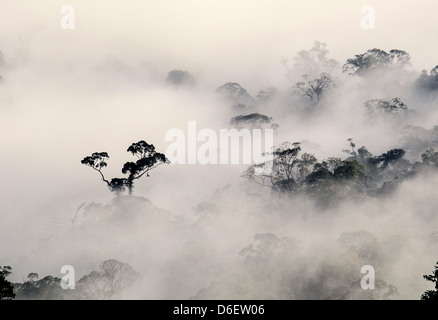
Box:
left=1, top=39, right=438, bottom=300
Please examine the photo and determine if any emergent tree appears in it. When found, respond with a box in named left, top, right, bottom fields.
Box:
left=81, top=140, right=168, bottom=195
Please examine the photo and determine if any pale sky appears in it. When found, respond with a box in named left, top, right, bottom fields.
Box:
left=1, top=0, right=437, bottom=75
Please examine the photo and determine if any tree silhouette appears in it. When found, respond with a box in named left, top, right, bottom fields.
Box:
left=421, top=261, right=438, bottom=300
left=282, top=41, right=339, bottom=79
left=78, top=259, right=140, bottom=299
left=230, top=113, right=279, bottom=131
left=364, top=97, right=408, bottom=118
left=216, top=82, right=255, bottom=110
left=242, top=142, right=317, bottom=197
left=81, top=152, right=110, bottom=185
left=305, top=158, right=365, bottom=206
left=123, top=140, right=168, bottom=195
left=166, top=69, right=196, bottom=87
left=14, top=273, right=74, bottom=300
left=415, top=66, right=438, bottom=93
left=0, top=266, right=15, bottom=300
left=294, top=72, right=335, bottom=105
left=81, top=140, right=168, bottom=196
left=282, top=41, right=338, bottom=106
left=342, top=48, right=410, bottom=76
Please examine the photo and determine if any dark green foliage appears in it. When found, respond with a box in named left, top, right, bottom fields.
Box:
left=305, top=159, right=365, bottom=207
left=0, top=266, right=15, bottom=300
left=375, top=149, right=406, bottom=169
left=333, top=160, right=365, bottom=180
left=342, top=139, right=412, bottom=196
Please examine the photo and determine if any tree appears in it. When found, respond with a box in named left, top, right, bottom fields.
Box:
left=304, top=156, right=367, bottom=208
left=342, top=49, right=410, bottom=76
left=80, top=151, right=111, bottom=186
left=71, top=203, right=85, bottom=229
left=242, top=142, right=316, bottom=197
left=77, top=270, right=106, bottom=299
left=344, top=139, right=413, bottom=196
left=421, top=261, right=438, bottom=300
left=372, top=149, right=406, bottom=169
left=294, top=72, right=335, bottom=105
left=401, top=125, right=438, bottom=158
left=78, top=259, right=140, bottom=299
left=26, top=273, right=39, bottom=282
left=14, top=274, right=73, bottom=300
left=122, top=140, right=168, bottom=195
left=283, top=41, right=338, bottom=106
left=166, top=70, right=196, bottom=87
left=364, top=97, right=408, bottom=118
left=0, top=266, right=15, bottom=300
left=415, top=66, right=438, bottom=93
left=255, top=87, right=280, bottom=105
left=243, top=137, right=417, bottom=206
left=242, top=139, right=369, bottom=206
left=108, top=178, right=128, bottom=195
left=282, top=41, right=339, bottom=78
left=216, top=82, right=255, bottom=110
left=239, top=233, right=300, bottom=262
left=229, top=113, right=279, bottom=131
left=420, top=148, right=438, bottom=167
left=81, top=140, right=168, bottom=195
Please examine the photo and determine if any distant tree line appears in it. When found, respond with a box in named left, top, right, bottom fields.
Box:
left=243, top=138, right=438, bottom=208
left=0, top=260, right=140, bottom=300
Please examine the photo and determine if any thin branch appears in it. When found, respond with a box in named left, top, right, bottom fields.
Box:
left=91, top=167, right=111, bottom=187
left=71, top=202, right=85, bottom=229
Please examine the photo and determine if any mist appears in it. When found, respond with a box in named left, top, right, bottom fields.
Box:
left=1, top=0, right=438, bottom=300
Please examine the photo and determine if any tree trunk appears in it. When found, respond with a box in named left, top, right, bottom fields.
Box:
left=127, top=179, right=133, bottom=196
